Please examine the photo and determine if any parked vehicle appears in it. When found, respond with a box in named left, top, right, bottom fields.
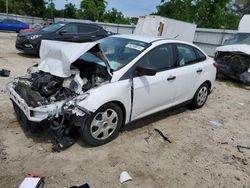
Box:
left=16, top=22, right=109, bottom=55
left=20, top=23, right=43, bottom=33
left=0, top=18, right=29, bottom=32
left=215, top=15, right=250, bottom=85
left=7, top=34, right=216, bottom=146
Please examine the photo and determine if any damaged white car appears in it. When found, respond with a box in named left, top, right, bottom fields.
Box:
left=7, top=34, right=216, bottom=147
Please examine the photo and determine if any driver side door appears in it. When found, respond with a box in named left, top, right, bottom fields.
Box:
left=55, top=23, right=79, bottom=42
left=132, top=44, right=178, bottom=120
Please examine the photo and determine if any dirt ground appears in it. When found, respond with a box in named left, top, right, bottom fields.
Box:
left=0, top=32, right=250, bottom=188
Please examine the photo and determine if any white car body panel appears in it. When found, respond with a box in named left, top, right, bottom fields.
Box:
left=77, top=80, right=132, bottom=123
left=132, top=69, right=177, bottom=120
left=39, top=40, right=99, bottom=77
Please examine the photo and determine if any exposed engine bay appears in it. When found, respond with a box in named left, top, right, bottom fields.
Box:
left=14, top=60, right=110, bottom=108
left=9, top=57, right=111, bottom=151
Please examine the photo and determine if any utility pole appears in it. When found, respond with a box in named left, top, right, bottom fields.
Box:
left=6, top=0, right=8, bottom=18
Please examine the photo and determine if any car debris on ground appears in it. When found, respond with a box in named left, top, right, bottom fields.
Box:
left=0, top=69, right=10, bottom=77
left=19, top=173, right=45, bottom=188
left=237, top=145, right=250, bottom=153
left=154, top=128, right=172, bottom=143
left=208, top=120, right=223, bottom=127
left=119, top=171, right=132, bottom=183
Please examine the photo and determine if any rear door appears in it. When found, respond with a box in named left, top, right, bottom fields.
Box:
left=77, top=24, right=104, bottom=42
left=171, top=43, right=208, bottom=105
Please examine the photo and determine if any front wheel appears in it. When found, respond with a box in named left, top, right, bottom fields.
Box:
left=192, top=83, right=209, bottom=109
left=80, top=103, right=123, bottom=146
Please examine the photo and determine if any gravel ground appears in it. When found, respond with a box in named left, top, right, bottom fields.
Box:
left=0, top=32, right=250, bottom=188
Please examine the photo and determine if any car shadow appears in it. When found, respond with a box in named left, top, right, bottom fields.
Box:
left=17, top=52, right=39, bottom=59
left=216, top=76, right=250, bottom=90
left=121, top=105, right=189, bottom=132
left=14, top=104, right=190, bottom=149
left=18, top=119, right=53, bottom=144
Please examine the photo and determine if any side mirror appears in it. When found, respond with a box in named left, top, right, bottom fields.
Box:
left=134, top=66, right=156, bottom=77
left=58, top=30, right=67, bottom=35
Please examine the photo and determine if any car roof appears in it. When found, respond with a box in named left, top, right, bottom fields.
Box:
left=57, top=21, right=101, bottom=27
left=111, top=34, right=164, bottom=43
left=112, top=34, right=198, bottom=46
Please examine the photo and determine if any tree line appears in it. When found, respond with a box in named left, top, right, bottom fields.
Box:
left=0, top=0, right=249, bottom=29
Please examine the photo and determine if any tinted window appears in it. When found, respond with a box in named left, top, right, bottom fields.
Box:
left=78, top=24, right=99, bottom=33
left=194, top=48, right=206, bottom=61
left=64, top=24, right=77, bottom=33
left=42, top=23, right=65, bottom=32
left=3, top=19, right=17, bottom=24
left=138, top=44, right=175, bottom=72
left=176, top=44, right=197, bottom=66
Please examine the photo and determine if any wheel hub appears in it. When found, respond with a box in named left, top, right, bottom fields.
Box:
left=90, top=109, right=118, bottom=140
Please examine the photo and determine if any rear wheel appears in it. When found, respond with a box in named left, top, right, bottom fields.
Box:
left=80, top=103, right=123, bottom=146
left=192, top=83, right=209, bottom=109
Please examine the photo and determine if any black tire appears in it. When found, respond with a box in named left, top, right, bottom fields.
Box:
left=192, top=83, right=209, bottom=109
left=80, top=102, right=123, bottom=146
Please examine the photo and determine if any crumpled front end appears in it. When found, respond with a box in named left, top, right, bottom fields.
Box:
left=215, top=45, right=250, bottom=85
left=7, top=78, right=88, bottom=123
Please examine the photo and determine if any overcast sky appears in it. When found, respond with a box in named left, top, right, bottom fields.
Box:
left=53, top=0, right=161, bottom=17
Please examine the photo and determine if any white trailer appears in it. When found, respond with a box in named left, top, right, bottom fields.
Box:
left=238, top=14, right=250, bottom=33
left=134, top=15, right=197, bottom=43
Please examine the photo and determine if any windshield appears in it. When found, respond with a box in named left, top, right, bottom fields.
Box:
left=99, top=37, right=150, bottom=71
left=42, top=22, right=65, bottom=32
left=224, top=33, right=250, bottom=45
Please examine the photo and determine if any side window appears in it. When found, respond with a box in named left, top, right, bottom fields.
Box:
left=64, top=24, right=77, bottom=33
left=78, top=24, right=99, bottom=34
left=138, top=44, right=175, bottom=72
left=194, top=48, right=207, bottom=61
left=176, top=44, right=197, bottom=66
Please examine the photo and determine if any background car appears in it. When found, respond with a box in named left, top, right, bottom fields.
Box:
left=0, top=18, right=29, bottom=32
left=215, top=33, right=250, bottom=85
left=8, top=35, right=217, bottom=147
left=20, top=23, right=43, bottom=33
left=16, top=21, right=110, bottom=55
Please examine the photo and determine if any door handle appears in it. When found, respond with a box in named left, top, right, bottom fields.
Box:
left=196, top=68, right=203, bottom=73
left=167, top=76, right=176, bottom=81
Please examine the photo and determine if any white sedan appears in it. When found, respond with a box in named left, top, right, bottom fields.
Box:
left=7, top=34, right=216, bottom=146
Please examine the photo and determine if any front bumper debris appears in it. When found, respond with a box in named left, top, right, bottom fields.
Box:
left=7, top=81, right=88, bottom=122
left=7, top=81, right=66, bottom=122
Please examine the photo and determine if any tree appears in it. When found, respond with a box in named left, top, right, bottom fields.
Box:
left=234, top=0, right=250, bottom=16
left=0, top=0, right=46, bottom=17
left=64, top=2, right=77, bottom=18
left=156, top=0, right=240, bottom=29
left=80, top=0, right=106, bottom=21
left=103, top=8, right=130, bottom=24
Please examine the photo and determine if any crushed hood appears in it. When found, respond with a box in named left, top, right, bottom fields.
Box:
left=38, top=40, right=111, bottom=78
left=216, top=44, right=250, bottom=55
